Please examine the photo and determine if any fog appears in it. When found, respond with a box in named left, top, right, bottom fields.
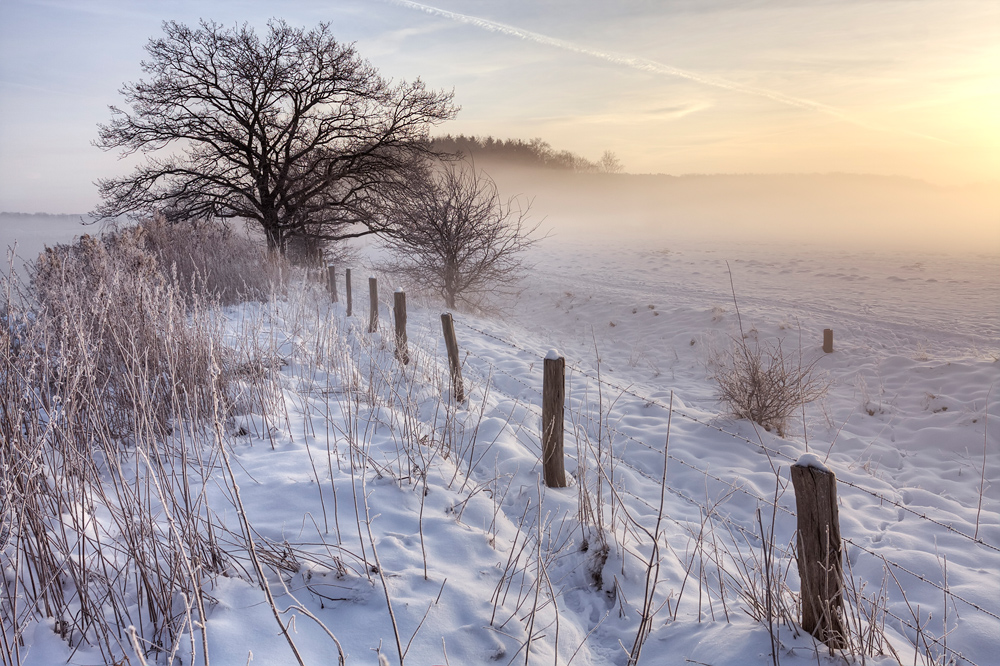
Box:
left=484, top=167, right=1000, bottom=256
left=2, top=168, right=997, bottom=268
left=0, top=213, right=98, bottom=276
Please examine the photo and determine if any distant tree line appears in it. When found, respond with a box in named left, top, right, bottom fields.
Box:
left=431, top=135, right=622, bottom=173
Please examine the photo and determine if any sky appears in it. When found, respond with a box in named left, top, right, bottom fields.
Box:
left=0, top=0, right=997, bottom=214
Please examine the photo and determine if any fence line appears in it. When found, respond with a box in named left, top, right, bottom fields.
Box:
left=444, top=315, right=999, bottom=651
left=333, top=302, right=995, bottom=664
left=460, top=335, right=998, bottom=579
left=455, top=319, right=1000, bottom=554
left=460, top=345, right=794, bottom=517
left=460, top=346, right=797, bottom=557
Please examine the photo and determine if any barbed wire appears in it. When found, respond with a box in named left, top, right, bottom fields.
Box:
left=351, top=310, right=998, bottom=663
left=875, top=599, right=983, bottom=666
left=461, top=345, right=796, bottom=520
left=836, top=477, right=1000, bottom=554
left=455, top=318, right=1000, bottom=554
left=842, top=536, right=1000, bottom=622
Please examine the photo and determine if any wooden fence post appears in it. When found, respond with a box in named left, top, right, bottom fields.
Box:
left=823, top=329, right=834, bottom=354
left=327, top=265, right=338, bottom=302
left=440, top=313, right=464, bottom=403
left=542, top=351, right=567, bottom=488
left=345, top=269, right=353, bottom=317
left=791, top=454, right=846, bottom=648
left=368, top=277, right=378, bottom=333
left=393, top=289, right=409, bottom=364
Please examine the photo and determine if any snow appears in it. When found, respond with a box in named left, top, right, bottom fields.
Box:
left=545, top=348, right=562, bottom=360
left=6, top=231, right=998, bottom=666
left=795, top=453, right=830, bottom=472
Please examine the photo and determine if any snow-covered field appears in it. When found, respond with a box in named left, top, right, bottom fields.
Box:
left=5, top=224, right=998, bottom=666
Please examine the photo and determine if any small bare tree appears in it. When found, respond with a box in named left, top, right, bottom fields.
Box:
left=598, top=150, right=623, bottom=174
left=713, top=336, right=828, bottom=437
left=384, top=160, right=539, bottom=311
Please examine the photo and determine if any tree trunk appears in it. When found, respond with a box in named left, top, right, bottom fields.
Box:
left=264, top=225, right=284, bottom=254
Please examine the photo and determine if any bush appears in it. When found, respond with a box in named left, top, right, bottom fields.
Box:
left=2, top=227, right=249, bottom=661
left=30, top=225, right=227, bottom=437
left=712, top=334, right=828, bottom=437
left=139, top=216, right=284, bottom=304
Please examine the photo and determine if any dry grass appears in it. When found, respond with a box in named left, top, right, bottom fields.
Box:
left=0, top=222, right=299, bottom=664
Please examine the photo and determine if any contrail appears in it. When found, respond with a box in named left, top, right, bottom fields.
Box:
left=387, top=0, right=951, bottom=144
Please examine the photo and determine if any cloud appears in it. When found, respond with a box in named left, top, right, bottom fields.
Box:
left=386, top=0, right=953, bottom=144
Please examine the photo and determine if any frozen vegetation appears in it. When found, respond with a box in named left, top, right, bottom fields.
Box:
left=1, top=212, right=997, bottom=666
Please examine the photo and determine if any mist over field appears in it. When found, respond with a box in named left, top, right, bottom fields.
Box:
left=481, top=168, right=1000, bottom=254
left=5, top=169, right=998, bottom=258
left=0, top=213, right=94, bottom=273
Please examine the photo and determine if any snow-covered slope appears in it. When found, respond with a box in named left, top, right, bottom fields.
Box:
left=11, top=235, right=998, bottom=666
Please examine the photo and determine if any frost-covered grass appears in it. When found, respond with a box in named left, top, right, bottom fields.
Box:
left=2, top=229, right=997, bottom=666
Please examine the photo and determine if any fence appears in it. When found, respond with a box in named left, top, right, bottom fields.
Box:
left=321, top=269, right=996, bottom=665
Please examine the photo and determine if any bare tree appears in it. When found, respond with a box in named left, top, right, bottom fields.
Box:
left=93, top=19, right=457, bottom=254
left=384, top=160, right=539, bottom=311
left=598, top=150, right=623, bottom=174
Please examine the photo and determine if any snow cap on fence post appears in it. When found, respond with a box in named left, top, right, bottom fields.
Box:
left=795, top=452, right=829, bottom=472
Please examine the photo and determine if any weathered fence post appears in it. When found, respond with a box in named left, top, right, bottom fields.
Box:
left=327, top=265, right=338, bottom=302
left=368, top=276, right=378, bottom=333
left=440, top=313, right=465, bottom=403
left=823, top=329, right=834, bottom=354
left=542, top=351, right=567, bottom=488
left=393, top=289, right=409, bottom=364
left=345, top=268, right=353, bottom=317
left=791, top=454, right=846, bottom=648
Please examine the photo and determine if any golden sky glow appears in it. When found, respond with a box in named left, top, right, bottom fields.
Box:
left=0, top=0, right=997, bottom=213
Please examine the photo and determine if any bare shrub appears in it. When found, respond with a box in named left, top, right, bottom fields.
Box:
left=140, top=216, right=285, bottom=304
left=712, top=336, right=828, bottom=437
left=712, top=265, right=828, bottom=437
